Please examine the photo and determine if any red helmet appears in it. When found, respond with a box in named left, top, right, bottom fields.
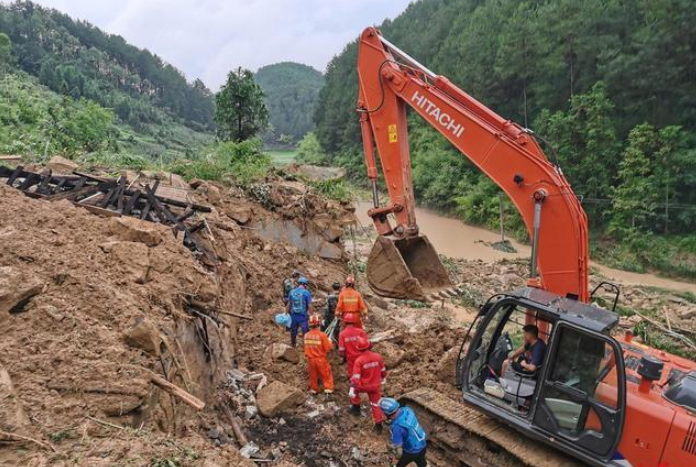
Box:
left=355, top=335, right=371, bottom=352
left=343, top=313, right=359, bottom=325
left=345, top=275, right=355, bottom=286
left=309, top=314, right=321, bottom=327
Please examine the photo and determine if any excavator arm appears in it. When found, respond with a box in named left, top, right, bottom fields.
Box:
left=357, top=27, right=589, bottom=301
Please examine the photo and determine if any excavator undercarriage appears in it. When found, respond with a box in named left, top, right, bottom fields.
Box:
left=400, top=388, right=585, bottom=467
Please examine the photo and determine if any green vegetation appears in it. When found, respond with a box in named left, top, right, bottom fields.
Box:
left=169, top=139, right=272, bottom=185
left=267, top=149, right=297, bottom=166
left=215, top=67, right=269, bottom=143
left=313, top=0, right=696, bottom=278
left=0, top=1, right=214, bottom=131
left=255, top=62, right=324, bottom=147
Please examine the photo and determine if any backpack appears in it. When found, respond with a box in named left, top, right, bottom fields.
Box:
left=289, top=288, right=307, bottom=314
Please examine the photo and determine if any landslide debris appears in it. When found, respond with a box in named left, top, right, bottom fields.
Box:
left=0, top=165, right=354, bottom=466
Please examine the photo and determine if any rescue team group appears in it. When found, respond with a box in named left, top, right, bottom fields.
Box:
left=278, top=271, right=428, bottom=467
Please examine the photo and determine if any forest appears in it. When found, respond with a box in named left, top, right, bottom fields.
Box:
left=0, top=1, right=215, bottom=131
left=255, top=62, right=324, bottom=147
left=309, top=0, right=696, bottom=277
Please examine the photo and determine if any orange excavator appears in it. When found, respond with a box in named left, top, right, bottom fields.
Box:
left=357, top=27, right=696, bottom=467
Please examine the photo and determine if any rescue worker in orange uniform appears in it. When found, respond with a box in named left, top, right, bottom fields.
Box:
left=304, top=314, right=335, bottom=396
left=338, top=312, right=369, bottom=381
left=335, top=276, right=368, bottom=328
left=349, top=335, right=387, bottom=432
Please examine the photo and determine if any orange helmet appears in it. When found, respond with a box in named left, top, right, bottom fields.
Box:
left=309, top=314, right=321, bottom=327
left=355, top=335, right=371, bottom=352
left=345, top=275, right=356, bottom=286
left=343, top=313, right=359, bottom=325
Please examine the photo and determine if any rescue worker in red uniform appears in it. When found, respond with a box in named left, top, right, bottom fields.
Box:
left=349, top=335, right=387, bottom=432
left=335, top=276, right=368, bottom=329
left=304, top=314, right=335, bottom=396
left=338, top=313, right=369, bottom=381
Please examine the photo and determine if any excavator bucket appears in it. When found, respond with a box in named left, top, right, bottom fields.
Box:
left=366, top=235, right=452, bottom=300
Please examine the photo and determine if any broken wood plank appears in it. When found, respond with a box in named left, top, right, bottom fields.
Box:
left=151, top=374, right=205, bottom=410
left=100, top=186, right=117, bottom=208
left=37, top=170, right=53, bottom=195
left=18, top=173, right=40, bottom=191
left=74, top=203, right=121, bottom=218
left=221, top=403, right=249, bottom=446
left=122, top=189, right=142, bottom=215
left=46, top=184, right=99, bottom=202
left=6, top=165, right=23, bottom=186
left=188, top=299, right=252, bottom=321
left=0, top=155, right=22, bottom=163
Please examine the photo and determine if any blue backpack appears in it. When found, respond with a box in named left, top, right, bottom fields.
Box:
left=288, top=288, right=308, bottom=315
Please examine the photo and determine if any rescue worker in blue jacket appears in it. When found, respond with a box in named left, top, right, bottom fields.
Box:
left=379, top=397, right=428, bottom=467
left=286, top=277, right=313, bottom=347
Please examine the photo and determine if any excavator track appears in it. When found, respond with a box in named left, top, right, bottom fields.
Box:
left=400, top=388, right=586, bottom=467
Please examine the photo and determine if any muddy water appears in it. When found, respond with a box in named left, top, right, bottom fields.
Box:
left=355, top=202, right=696, bottom=295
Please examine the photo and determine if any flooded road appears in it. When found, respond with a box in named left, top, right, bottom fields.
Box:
left=355, top=202, right=696, bottom=295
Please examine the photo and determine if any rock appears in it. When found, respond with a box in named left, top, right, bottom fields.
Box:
left=256, top=381, right=306, bottom=417
left=322, top=226, right=344, bottom=242
left=122, top=316, right=161, bottom=355
left=245, top=405, right=258, bottom=419
left=46, top=155, right=78, bottom=174
left=436, top=347, right=459, bottom=384
left=109, top=217, right=164, bottom=247
left=0, top=266, right=43, bottom=314
left=225, top=206, right=253, bottom=225
left=265, top=343, right=300, bottom=364
left=317, top=241, right=343, bottom=260
left=0, top=367, right=31, bottom=433
left=240, top=442, right=261, bottom=459
left=376, top=341, right=405, bottom=369
left=101, top=396, right=143, bottom=417
left=208, top=428, right=221, bottom=439
left=366, top=294, right=390, bottom=310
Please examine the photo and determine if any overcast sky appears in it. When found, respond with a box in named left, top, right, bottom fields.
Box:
left=27, top=0, right=414, bottom=89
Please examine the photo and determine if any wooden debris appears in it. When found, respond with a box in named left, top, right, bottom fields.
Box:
left=0, top=430, right=57, bottom=452
left=0, top=166, right=214, bottom=260
left=151, top=374, right=205, bottom=410
left=221, top=403, right=249, bottom=446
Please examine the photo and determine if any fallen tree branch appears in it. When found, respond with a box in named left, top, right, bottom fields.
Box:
left=633, top=310, right=696, bottom=351
left=151, top=374, right=205, bottom=410
left=0, top=430, right=56, bottom=452
left=85, top=415, right=130, bottom=432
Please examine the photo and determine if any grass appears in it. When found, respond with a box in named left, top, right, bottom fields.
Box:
left=267, top=149, right=297, bottom=166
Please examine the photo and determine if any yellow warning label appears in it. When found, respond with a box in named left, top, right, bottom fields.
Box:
left=388, top=124, right=398, bottom=143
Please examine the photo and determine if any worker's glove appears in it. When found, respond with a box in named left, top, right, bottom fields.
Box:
left=348, top=387, right=356, bottom=398
left=382, top=377, right=387, bottom=386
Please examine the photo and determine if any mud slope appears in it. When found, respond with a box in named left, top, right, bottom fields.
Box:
left=0, top=174, right=352, bottom=466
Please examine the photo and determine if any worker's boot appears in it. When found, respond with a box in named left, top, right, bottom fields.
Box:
left=349, top=404, right=361, bottom=416
left=373, top=422, right=383, bottom=434
left=291, top=335, right=297, bottom=348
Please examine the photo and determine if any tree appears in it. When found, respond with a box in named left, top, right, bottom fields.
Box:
left=215, top=67, right=269, bottom=142
left=0, top=32, right=11, bottom=72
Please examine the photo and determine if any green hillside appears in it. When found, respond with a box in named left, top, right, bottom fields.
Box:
left=312, top=0, right=696, bottom=277
left=255, top=62, right=324, bottom=146
left=0, top=1, right=215, bottom=161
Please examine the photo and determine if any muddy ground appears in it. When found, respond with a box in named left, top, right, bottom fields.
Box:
left=1, top=165, right=695, bottom=467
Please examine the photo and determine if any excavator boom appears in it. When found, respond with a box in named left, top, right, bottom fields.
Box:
left=357, top=27, right=589, bottom=301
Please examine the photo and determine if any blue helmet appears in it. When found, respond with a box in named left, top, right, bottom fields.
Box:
left=298, top=277, right=309, bottom=285
left=379, top=397, right=400, bottom=416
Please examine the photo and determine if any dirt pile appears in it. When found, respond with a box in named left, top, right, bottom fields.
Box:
left=0, top=167, right=354, bottom=466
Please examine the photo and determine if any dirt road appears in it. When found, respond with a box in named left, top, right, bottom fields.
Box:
left=355, top=202, right=696, bottom=295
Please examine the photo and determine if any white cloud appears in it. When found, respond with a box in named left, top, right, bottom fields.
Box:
left=27, top=0, right=414, bottom=89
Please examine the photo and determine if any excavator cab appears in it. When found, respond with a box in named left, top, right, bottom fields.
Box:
left=460, top=288, right=627, bottom=466
left=366, top=235, right=451, bottom=300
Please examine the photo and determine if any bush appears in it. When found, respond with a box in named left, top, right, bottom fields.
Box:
left=296, top=132, right=329, bottom=165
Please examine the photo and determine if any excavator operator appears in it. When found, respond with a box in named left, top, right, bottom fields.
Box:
left=501, top=325, right=547, bottom=377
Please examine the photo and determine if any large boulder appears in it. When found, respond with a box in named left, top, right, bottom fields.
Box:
left=376, top=341, right=406, bottom=369
left=109, top=217, right=164, bottom=247
left=0, top=266, right=43, bottom=314
left=46, top=155, right=78, bottom=174
left=225, top=206, right=253, bottom=225
left=123, top=316, right=161, bottom=355
left=265, top=343, right=300, bottom=364
left=317, top=241, right=342, bottom=260
left=256, top=381, right=306, bottom=417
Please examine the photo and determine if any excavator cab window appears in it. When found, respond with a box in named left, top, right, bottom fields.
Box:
left=465, top=299, right=552, bottom=415
left=532, top=323, right=625, bottom=460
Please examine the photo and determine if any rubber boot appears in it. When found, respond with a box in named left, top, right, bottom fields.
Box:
left=349, top=404, right=361, bottom=416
